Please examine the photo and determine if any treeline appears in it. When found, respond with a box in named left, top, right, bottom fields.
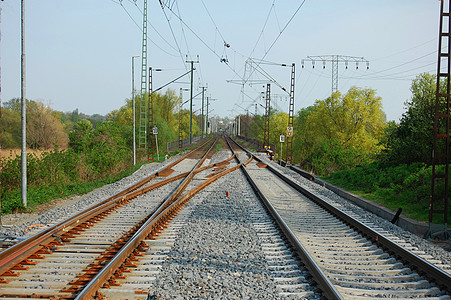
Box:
left=0, top=90, right=202, bottom=213
left=2, top=98, right=106, bottom=149
left=239, top=73, right=447, bottom=222
left=240, top=73, right=440, bottom=176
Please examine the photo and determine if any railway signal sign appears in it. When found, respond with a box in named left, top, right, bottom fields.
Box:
left=286, top=126, right=293, bottom=137
left=280, top=135, right=285, bottom=143
left=152, top=126, right=158, bottom=135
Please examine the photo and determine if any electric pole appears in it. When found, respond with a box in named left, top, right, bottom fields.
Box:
left=302, top=55, right=369, bottom=94
left=426, top=0, right=450, bottom=240
left=186, top=55, right=199, bottom=144
left=263, top=83, right=271, bottom=150
left=139, top=0, right=148, bottom=152
left=0, top=0, right=3, bottom=221
left=200, top=86, right=207, bottom=138
left=206, top=96, right=209, bottom=136
left=286, top=63, right=295, bottom=165
left=21, top=0, right=27, bottom=207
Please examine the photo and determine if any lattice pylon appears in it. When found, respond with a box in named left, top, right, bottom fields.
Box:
left=263, top=83, right=271, bottom=150
left=138, top=0, right=148, bottom=150
left=286, top=63, right=295, bottom=164
left=426, top=0, right=451, bottom=240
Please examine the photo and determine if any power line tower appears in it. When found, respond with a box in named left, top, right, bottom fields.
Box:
left=426, top=0, right=450, bottom=240
left=286, top=63, right=295, bottom=164
left=302, top=55, right=369, bottom=94
left=263, top=83, right=271, bottom=150
left=138, top=0, right=148, bottom=150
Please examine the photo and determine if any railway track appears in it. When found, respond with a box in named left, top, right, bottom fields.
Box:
left=0, top=137, right=241, bottom=299
left=228, top=136, right=451, bottom=299
left=1, top=135, right=450, bottom=299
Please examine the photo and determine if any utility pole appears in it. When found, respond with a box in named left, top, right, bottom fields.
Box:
left=186, top=55, right=199, bottom=144
left=131, top=55, right=140, bottom=166
left=302, top=55, right=369, bottom=94
left=147, top=67, right=154, bottom=161
left=206, top=96, right=209, bottom=135
left=138, top=0, right=148, bottom=152
left=179, top=88, right=183, bottom=148
left=200, top=86, right=206, bottom=138
left=0, top=0, right=3, bottom=222
left=426, top=0, right=450, bottom=240
left=21, top=0, right=27, bottom=208
left=263, top=83, right=271, bottom=150
left=286, top=63, right=295, bottom=164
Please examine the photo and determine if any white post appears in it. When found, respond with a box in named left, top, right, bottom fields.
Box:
left=21, top=0, right=27, bottom=207
left=280, top=142, right=283, bottom=161
left=131, top=55, right=139, bottom=165
left=155, top=134, right=159, bottom=161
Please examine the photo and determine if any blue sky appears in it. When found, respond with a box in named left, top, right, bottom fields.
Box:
left=1, top=1, right=440, bottom=121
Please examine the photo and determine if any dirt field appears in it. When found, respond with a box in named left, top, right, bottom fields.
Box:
left=1, top=148, right=55, bottom=160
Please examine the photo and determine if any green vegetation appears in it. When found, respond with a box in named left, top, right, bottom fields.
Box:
left=1, top=89, right=202, bottom=214
left=215, top=143, right=224, bottom=152
left=238, top=73, right=448, bottom=224
left=1, top=163, right=142, bottom=214
left=323, top=73, right=450, bottom=224
left=324, top=162, right=437, bottom=222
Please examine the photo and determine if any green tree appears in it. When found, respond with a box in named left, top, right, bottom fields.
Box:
left=381, top=73, right=439, bottom=165
left=69, top=119, right=94, bottom=153
left=1, top=108, right=21, bottom=148
left=297, top=87, right=386, bottom=175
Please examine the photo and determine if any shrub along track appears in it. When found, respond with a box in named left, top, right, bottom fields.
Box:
left=0, top=137, right=240, bottom=299
left=228, top=136, right=451, bottom=299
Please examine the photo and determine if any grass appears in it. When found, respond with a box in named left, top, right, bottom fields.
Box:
left=1, top=163, right=144, bottom=214
left=323, top=162, right=450, bottom=224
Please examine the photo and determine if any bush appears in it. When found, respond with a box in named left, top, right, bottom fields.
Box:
left=325, top=162, right=449, bottom=222
left=1, top=120, right=133, bottom=214
left=303, top=139, right=370, bottom=176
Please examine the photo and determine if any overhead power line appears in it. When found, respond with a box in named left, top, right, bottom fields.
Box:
left=302, top=55, right=369, bottom=94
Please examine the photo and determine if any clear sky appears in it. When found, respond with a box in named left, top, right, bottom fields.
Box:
left=1, top=0, right=440, bottom=121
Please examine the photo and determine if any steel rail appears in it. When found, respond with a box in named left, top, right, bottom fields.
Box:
left=225, top=136, right=343, bottom=299
left=75, top=137, right=242, bottom=298
left=231, top=136, right=451, bottom=294
left=0, top=137, right=214, bottom=276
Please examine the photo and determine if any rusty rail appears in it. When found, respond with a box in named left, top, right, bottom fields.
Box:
left=75, top=137, right=245, bottom=298
left=0, top=137, right=214, bottom=277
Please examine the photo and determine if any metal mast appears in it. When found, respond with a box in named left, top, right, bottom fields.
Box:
left=21, top=0, right=27, bottom=207
left=186, top=56, right=198, bottom=144
left=138, top=0, right=148, bottom=150
left=0, top=0, right=3, bottom=220
left=147, top=67, right=154, bottom=160
left=427, top=0, right=450, bottom=240
left=302, top=55, right=369, bottom=94
left=286, top=63, right=295, bottom=164
left=263, top=83, right=271, bottom=149
left=179, top=88, right=183, bottom=148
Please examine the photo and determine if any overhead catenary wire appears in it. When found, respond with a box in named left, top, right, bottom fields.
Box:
left=200, top=0, right=227, bottom=46
left=244, top=0, right=307, bottom=84
left=130, top=0, right=179, bottom=53
left=159, top=1, right=187, bottom=68
left=115, top=0, right=178, bottom=57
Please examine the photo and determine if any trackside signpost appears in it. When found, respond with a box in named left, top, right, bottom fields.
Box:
left=280, top=134, right=285, bottom=161
left=153, top=126, right=159, bottom=161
